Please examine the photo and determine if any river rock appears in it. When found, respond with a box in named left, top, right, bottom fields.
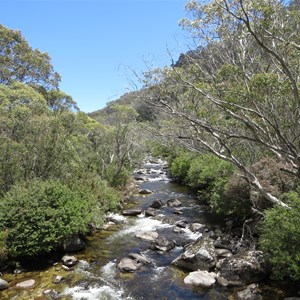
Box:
left=149, top=199, right=163, bottom=209
left=175, top=220, right=189, bottom=228
left=190, top=223, right=206, bottom=233
left=151, top=236, right=175, bottom=252
left=128, top=253, right=151, bottom=264
left=167, top=198, right=182, bottom=207
left=62, top=236, right=86, bottom=252
left=139, top=189, right=152, bottom=195
left=0, top=278, right=9, bottom=290
left=16, top=279, right=35, bottom=288
left=106, top=213, right=127, bottom=224
left=173, top=208, right=183, bottom=215
left=135, top=230, right=158, bottom=241
left=145, top=207, right=157, bottom=216
left=53, top=275, right=63, bottom=284
left=215, top=248, right=233, bottom=259
left=184, top=270, right=216, bottom=288
left=117, top=257, right=140, bottom=272
left=122, top=209, right=143, bottom=216
left=217, top=251, right=269, bottom=287
left=214, top=235, right=234, bottom=251
left=172, top=237, right=216, bottom=271
left=62, top=255, right=77, bottom=267
left=236, top=284, right=262, bottom=300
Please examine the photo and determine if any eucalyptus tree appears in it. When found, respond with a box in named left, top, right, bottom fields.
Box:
left=143, top=0, right=300, bottom=208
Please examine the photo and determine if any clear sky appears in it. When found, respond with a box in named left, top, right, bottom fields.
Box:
left=0, top=0, right=190, bottom=112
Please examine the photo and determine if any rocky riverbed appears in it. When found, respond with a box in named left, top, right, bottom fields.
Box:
left=0, top=157, right=299, bottom=299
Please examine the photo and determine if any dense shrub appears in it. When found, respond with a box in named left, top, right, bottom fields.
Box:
left=0, top=179, right=96, bottom=257
left=259, top=188, right=300, bottom=280
left=170, top=152, right=195, bottom=183
left=186, top=154, right=235, bottom=213
left=74, top=174, right=121, bottom=227
left=0, top=230, right=8, bottom=263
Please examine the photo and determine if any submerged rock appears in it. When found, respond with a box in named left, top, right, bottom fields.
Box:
left=53, top=275, right=63, bottom=284
left=0, top=278, right=9, bottom=290
left=172, top=237, right=216, bottom=271
left=184, top=270, right=216, bottom=288
left=16, top=279, right=35, bottom=288
left=217, top=251, right=269, bottom=287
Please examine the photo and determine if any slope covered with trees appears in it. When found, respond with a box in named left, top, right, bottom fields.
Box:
left=0, top=24, right=142, bottom=265
left=137, top=0, right=300, bottom=281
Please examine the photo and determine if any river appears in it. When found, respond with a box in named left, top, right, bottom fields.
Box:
left=0, top=158, right=286, bottom=299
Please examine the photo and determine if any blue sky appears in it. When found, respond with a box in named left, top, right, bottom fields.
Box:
left=0, top=0, right=190, bottom=112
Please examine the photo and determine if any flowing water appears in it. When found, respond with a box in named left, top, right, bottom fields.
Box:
left=61, top=158, right=229, bottom=300
left=0, top=158, right=236, bottom=299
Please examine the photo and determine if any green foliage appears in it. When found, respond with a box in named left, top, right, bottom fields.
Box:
left=0, top=179, right=96, bottom=257
left=170, top=151, right=196, bottom=183
left=187, top=154, right=235, bottom=213
left=75, top=174, right=121, bottom=227
left=169, top=152, right=245, bottom=216
left=260, top=188, right=300, bottom=280
left=0, top=230, right=8, bottom=262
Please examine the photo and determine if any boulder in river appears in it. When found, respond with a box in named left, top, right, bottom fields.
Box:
left=151, top=236, right=176, bottom=252
left=167, top=198, right=182, bottom=207
left=149, top=199, right=163, bottom=209
left=0, top=278, right=9, bottom=290
left=184, top=270, right=216, bottom=288
left=62, top=255, right=77, bottom=267
left=128, top=253, right=151, bottom=264
left=175, top=220, right=189, bottom=228
left=190, top=223, right=207, bottom=233
left=117, top=257, right=140, bottom=272
left=145, top=207, right=157, bottom=217
left=139, top=189, right=152, bottom=195
left=135, top=230, right=159, bottom=241
left=172, top=237, right=216, bottom=271
left=122, top=209, right=143, bottom=216
left=217, top=251, right=269, bottom=287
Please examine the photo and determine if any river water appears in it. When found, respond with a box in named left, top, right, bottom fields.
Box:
left=0, top=158, right=233, bottom=299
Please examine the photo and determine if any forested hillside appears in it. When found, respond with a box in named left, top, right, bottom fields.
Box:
left=0, top=24, right=143, bottom=263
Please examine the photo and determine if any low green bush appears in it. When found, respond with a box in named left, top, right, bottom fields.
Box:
left=186, top=154, right=235, bottom=214
left=0, top=179, right=96, bottom=257
left=259, top=188, right=300, bottom=280
left=170, top=152, right=195, bottom=183
left=74, top=174, right=121, bottom=227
